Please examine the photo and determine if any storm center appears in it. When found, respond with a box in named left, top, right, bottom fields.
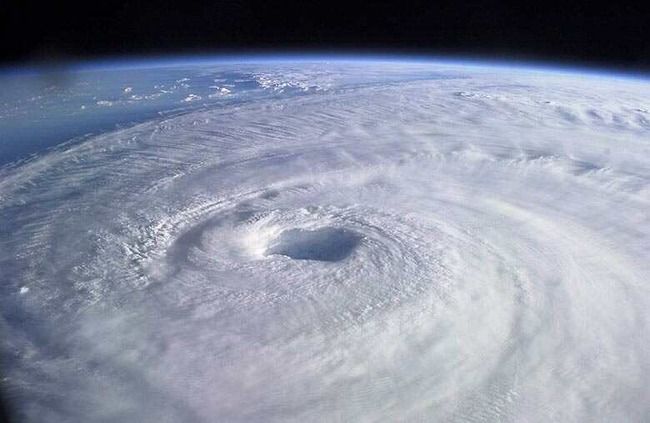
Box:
left=266, top=227, right=361, bottom=262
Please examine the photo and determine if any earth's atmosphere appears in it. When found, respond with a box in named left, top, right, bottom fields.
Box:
left=1, top=58, right=649, bottom=422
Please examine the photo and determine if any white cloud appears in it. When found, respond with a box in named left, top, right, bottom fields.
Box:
left=2, top=62, right=650, bottom=422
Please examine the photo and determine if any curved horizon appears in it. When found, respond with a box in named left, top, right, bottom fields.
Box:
left=2, top=51, right=649, bottom=82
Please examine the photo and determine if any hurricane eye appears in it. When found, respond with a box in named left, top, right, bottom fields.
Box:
left=266, top=227, right=362, bottom=262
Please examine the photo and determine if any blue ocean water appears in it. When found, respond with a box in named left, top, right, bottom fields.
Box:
left=0, top=66, right=262, bottom=165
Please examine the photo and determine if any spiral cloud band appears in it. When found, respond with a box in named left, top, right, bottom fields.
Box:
left=1, top=62, right=649, bottom=421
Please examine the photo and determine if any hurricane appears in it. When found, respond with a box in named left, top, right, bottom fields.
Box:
left=1, top=59, right=649, bottom=422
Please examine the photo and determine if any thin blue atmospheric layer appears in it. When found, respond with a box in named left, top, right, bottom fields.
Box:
left=15, top=53, right=650, bottom=81
left=0, top=55, right=648, bottom=167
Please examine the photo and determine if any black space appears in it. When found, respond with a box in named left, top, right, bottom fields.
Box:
left=2, top=0, right=649, bottom=70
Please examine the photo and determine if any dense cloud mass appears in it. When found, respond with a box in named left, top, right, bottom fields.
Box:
left=1, top=62, right=650, bottom=422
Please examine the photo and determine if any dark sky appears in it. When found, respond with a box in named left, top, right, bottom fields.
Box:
left=1, top=0, right=649, bottom=70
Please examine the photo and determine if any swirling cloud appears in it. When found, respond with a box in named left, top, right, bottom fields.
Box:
left=1, top=62, right=649, bottom=422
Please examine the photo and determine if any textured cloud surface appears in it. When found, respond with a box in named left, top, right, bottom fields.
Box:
left=1, top=62, right=650, bottom=422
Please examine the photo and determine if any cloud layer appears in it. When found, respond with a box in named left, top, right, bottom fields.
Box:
left=1, top=62, right=650, bottom=422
